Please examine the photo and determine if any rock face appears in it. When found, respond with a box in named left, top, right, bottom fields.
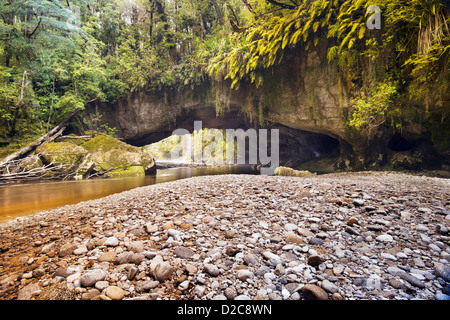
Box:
left=32, top=134, right=155, bottom=178
left=85, top=49, right=449, bottom=171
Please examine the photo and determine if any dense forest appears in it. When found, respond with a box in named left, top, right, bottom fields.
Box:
left=0, top=0, right=449, bottom=153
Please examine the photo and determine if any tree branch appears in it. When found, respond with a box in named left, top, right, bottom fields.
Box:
left=28, top=18, right=42, bottom=38
left=265, top=0, right=297, bottom=10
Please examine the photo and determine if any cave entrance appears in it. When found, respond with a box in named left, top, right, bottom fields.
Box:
left=134, top=106, right=340, bottom=174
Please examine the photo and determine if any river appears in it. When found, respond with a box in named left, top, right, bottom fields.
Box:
left=0, top=165, right=258, bottom=222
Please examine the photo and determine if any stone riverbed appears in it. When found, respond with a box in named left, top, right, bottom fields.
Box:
left=0, top=172, right=449, bottom=300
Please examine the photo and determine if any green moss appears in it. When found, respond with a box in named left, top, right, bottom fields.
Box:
left=36, top=142, right=88, bottom=166
left=108, top=166, right=145, bottom=177
left=81, top=134, right=138, bottom=154
left=274, top=166, right=316, bottom=177
left=82, top=134, right=155, bottom=175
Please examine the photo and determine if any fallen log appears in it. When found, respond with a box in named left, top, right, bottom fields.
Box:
left=55, top=135, right=92, bottom=141
left=0, top=161, right=75, bottom=182
left=0, top=109, right=81, bottom=167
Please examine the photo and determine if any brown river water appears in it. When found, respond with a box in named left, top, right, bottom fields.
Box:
left=0, top=165, right=257, bottom=223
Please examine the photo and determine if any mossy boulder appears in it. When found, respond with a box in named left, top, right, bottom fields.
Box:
left=32, top=135, right=155, bottom=179
left=37, top=142, right=89, bottom=167
left=109, top=166, right=146, bottom=177
left=36, top=142, right=95, bottom=178
left=274, top=166, right=316, bottom=177
left=81, top=134, right=155, bottom=175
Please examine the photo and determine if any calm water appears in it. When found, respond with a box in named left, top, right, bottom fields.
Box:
left=0, top=165, right=257, bottom=222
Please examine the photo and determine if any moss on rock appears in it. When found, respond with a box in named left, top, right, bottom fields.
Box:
left=108, top=166, right=146, bottom=177
left=81, top=134, right=155, bottom=175
left=274, top=166, right=316, bottom=177
left=36, top=142, right=89, bottom=166
left=30, top=134, right=155, bottom=179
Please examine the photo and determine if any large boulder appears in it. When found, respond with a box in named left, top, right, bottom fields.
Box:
left=37, top=142, right=89, bottom=166
left=33, top=135, right=155, bottom=179
left=81, top=134, right=155, bottom=176
left=36, top=142, right=94, bottom=178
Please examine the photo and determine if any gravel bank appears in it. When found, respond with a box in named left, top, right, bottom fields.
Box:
left=0, top=172, right=449, bottom=300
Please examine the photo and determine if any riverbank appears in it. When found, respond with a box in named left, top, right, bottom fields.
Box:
left=0, top=172, right=449, bottom=300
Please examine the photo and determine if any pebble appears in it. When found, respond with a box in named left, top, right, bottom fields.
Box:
left=105, top=286, right=125, bottom=300
left=321, top=280, right=339, bottom=293
left=302, top=284, right=328, bottom=300
left=173, top=246, right=195, bottom=259
left=236, top=269, right=254, bottom=281
left=80, top=269, right=107, bottom=287
left=204, top=264, right=220, bottom=277
left=3, top=172, right=449, bottom=301
left=153, top=261, right=174, bottom=282
left=104, top=236, right=119, bottom=247
left=435, top=264, right=450, bottom=282
left=376, top=234, right=394, bottom=242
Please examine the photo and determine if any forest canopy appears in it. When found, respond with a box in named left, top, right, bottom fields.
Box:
left=0, top=0, right=449, bottom=141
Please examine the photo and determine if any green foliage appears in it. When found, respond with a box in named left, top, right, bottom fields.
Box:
left=0, top=0, right=448, bottom=145
left=206, top=0, right=449, bottom=136
left=348, top=80, right=398, bottom=138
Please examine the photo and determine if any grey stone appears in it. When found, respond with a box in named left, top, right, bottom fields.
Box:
left=236, top=269, right=254, bottom=281
left=435, top=264, right=450, bottom=282
left=321, top=280, right=339, bottom=293
left=204, top=264, right=220, bottom=277
left=80, top=269, right=107, bottom=287
left=174, top=246, right=195, bottom=259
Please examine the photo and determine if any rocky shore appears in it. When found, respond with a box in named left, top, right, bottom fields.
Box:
left=0, top=172, right=449, bottom=300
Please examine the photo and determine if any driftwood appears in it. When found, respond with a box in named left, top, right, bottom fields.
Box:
left=0, top=159, right=76, bottom=182
left=0, top=109, right=81, bottom=167
left=0, top=157, right=112, bottom=183
left=55, top=135, right=92, bottom=141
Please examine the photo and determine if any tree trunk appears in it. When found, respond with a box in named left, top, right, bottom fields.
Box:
left=210, top=0, right=224, bottom=25
left=0, top=109, right=81, bottom=166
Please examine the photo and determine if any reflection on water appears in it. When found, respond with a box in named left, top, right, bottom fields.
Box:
left=0, top=165, right=257, bottom=222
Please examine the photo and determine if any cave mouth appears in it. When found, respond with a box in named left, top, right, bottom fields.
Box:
left=123, top=106, right=340, bottom=171
left=274, top=125, right=340, bottom=169
left=139, top=123, right=339, bottom=173
left=388, top=133, right=416, bottom=151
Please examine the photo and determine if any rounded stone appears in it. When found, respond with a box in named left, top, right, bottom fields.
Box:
left=301, top=284, right=328, bottom=300
left=236, top=269, right=254, bottom=281
left=204, top=264, right=220, bottom=277
left=376, top=234, right=393, bottom=242
left=435, top=264, right=450, bottom=282
left=80, top=269, right=107, bottom=287
left=105, top=286, right=125, bottom=300
left=307, top=255, right=323, bottom=267
left=104, top=236, right=119, bottom=247
left=285, top=233, right=303, bottom=245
